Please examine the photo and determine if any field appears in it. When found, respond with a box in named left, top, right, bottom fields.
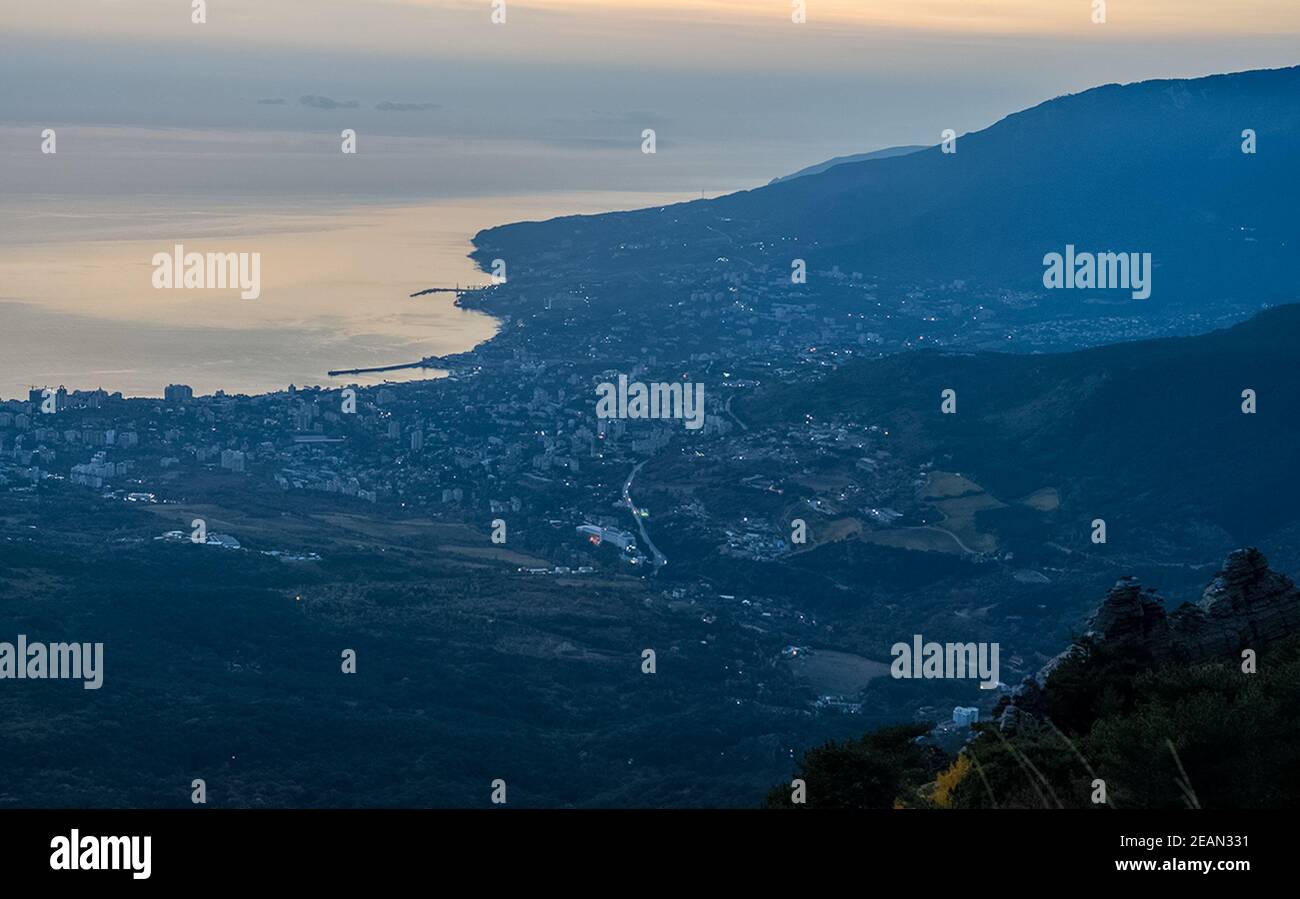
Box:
left=859, top=471, right=1005, bottom=556
left=787, top=649, right=891, bottom=695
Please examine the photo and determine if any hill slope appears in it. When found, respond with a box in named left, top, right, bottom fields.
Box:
left=474, top=66, right=1300, bottom=309
left=768, top=145, right=927, bottom=184
left=747, top=303, right=1300, bottom=551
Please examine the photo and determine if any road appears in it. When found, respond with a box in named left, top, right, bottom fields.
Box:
left=724, top=395, right=748, bottom=431
left=623, top=461, right=667, bottom=571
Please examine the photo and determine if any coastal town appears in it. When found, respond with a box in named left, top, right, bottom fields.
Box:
left=4, top=248, right=1230, bottom=746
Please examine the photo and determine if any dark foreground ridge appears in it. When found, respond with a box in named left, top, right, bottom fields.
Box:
left=1000, top=548, right=1300, bottom=731
left=771, top=549, right=1300, bottom=809
left=1095, top=549, right=1300, bottom=664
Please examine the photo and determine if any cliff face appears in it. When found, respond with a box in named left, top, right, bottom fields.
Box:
left=1000, top=549, right=1300, bottom=730
left=1092, top=549, right=1300, bottom=664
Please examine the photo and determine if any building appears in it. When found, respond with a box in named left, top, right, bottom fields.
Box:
left=70, top=452, right=119, bottom=489
left=164, top=384, right=194, bottom=405
left=576, top=524, right=636, bottom=552
left=220, top=449, right=246, bottom=473
left=953, top=706, right=979, bottom=728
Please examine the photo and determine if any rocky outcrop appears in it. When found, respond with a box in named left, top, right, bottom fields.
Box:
left=1098, top=548, right=1300, bottom=664
left=998, top=549, right=1300, bottom=730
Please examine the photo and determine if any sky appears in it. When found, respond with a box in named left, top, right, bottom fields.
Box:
left=9, top=1, right=1300, bottom=46
left=2, top=0, right=1298, bottom=198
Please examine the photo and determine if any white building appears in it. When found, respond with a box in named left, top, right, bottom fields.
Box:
left=576, top=524, right=636, bottom=551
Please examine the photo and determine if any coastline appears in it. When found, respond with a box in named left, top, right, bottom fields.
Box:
left=0, top=191, right=693, bottom=402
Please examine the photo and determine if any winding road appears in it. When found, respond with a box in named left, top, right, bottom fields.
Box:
left=623, top=461, right=667, bottom=571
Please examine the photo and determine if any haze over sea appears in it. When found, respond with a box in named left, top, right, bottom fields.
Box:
left=0, top=125, right=802, bottom=400
left=4, top=0, right=1297, bottom=399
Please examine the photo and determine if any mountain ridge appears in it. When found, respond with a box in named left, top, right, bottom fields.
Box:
left=768, top=144, right=928, bottom=184
left=473, top=64, right=1300, bottom=311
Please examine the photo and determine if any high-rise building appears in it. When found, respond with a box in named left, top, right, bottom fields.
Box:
left=165, top=384, right=194, bottom=405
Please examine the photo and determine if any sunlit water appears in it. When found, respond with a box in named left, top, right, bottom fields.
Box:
left=0, top=192, right=687, bottom=399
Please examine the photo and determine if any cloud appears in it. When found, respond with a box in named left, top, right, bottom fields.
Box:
left=257, top=98, right=287, bottom=105
left=375, top=101, right=441, bottom=112
left=299, top=95, right=359, bottom=110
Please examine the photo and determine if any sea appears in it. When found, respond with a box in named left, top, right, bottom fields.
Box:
left=0, top=124, right=786, bottom=399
